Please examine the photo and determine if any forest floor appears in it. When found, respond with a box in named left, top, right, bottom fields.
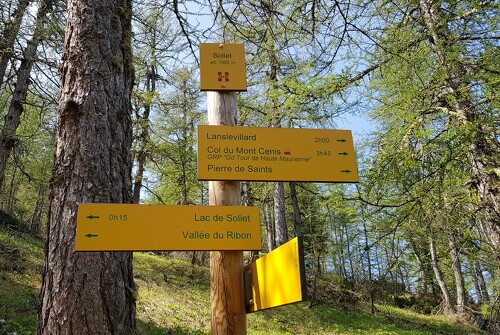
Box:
left=0, top=219, right=487, bottom=335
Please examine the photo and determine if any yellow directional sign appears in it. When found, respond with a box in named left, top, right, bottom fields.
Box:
left=75, top=204, right=261, bottom=251
left=200, top=43, right=247, bottom=91
left=197, top=125, right=359, bottom=182
left=244, top=237, right=307, bottom=313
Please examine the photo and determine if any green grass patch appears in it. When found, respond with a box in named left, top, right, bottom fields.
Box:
left=0, top=220, right=43, bottom=335
left=0, top=224, right=487, bottom=335
left=134, top=252, right=211, bottom=334
left=374, top=305, right=483, bottom=335
left=247, top=302, right=486, bottom=334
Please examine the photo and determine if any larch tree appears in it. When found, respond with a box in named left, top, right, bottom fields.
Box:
left=37, top=0, right=136, bottom=333
left=360, top=0, right=499, bottom=315
left=417, top=0, right=500, bottom=258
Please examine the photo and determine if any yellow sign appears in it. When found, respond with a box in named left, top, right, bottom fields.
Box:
left=244, top=237, right=307, bottom=313
left=75, top=204, right=261, bottom=251
left=200, top=43, right=247, bottom=91
left=197, top=125, right=359, bottom=182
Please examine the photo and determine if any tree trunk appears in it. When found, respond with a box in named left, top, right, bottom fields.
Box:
left=473, top=259, right=490, bottom=304
left=411, top=240, right=433, bottom=295
left=429, top=236, right=455, bottom=314
left=37, top=0, right=136, bottom=333
left=0, top=0, right=53, bottom=190
left=289, top=182, right=302, bottom=237
left=264, top=200, right=275, bottom=251
left=29, top=182, right=47, bottom=234
left=274, top=181, right=288, bottom=246
left=448, top=231, right=466, bottom=313
left=132, top=65, right=155, bottom=204
left=0, top=0, right=30, bottom=87
left=362, top=216, right=375, bottom=314
left=345, top=222, right=356, bottom=282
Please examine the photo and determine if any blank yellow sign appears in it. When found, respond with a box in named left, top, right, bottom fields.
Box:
left=198, top=125, right=359, bottom=182
left=75, top=204, right=261, bottom=251
left=244, top=237, right=307, bottom=313
left=200, top=43, right=247, bottom=91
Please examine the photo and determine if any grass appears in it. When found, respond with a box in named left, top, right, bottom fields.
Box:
left=0, top=221, right=44, bottom=335
left=134, top=252, right=211, bottom=334
left=0, top=221, right=487, bottom=335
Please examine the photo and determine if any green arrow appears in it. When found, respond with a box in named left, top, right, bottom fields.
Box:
left=336, top=139, right=347, bottom=143
left=85, top=233, right=98, bottom=238
left=338, top=152, right=349, bottom=156
left=341, top=170, right=351, bottom=173
left=86, top=215, right=100, bottom=220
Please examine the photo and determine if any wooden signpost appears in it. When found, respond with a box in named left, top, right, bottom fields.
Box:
left=74, top=42, right=359, bottom=335
left=206, top=90, right=247, bottom=334
left=199, top=42, right=358, bottom=334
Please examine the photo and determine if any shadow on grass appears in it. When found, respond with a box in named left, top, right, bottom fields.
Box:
left=137, top=319, right=209, bottom=335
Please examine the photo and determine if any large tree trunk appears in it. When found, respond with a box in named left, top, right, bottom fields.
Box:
left=37, top=0, right=136, bottom=333
left=0, top=0, right=53, bottom=190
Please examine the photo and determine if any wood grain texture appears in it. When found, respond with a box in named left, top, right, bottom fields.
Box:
left=208, top=91, right=246, bottom=334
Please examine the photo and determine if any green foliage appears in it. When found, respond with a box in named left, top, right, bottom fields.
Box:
left=143, top=68, right=204, bottom=205
left=358, top=0, right=499, bottom=311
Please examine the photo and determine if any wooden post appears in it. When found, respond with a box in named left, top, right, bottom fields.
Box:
left=208, top=91, right=246, bottom=334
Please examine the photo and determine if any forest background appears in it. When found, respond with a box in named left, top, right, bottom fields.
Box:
left=0, top=0, right=499, bottom=333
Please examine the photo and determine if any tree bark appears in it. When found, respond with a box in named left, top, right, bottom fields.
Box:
left=274, top=181, right=288, bottom=246
left=37, top=0, right=136, bottom=333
